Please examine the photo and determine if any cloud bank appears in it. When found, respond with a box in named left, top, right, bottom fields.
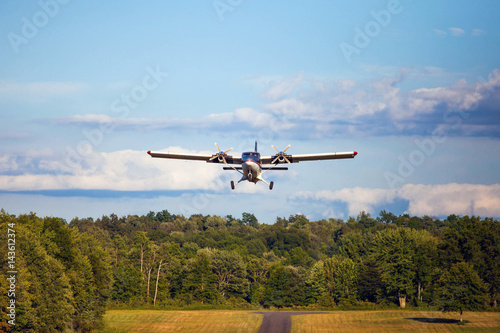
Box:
left=49, top=69, right=500, bottom=139
left=292, top=183, right=500, bottom=218
left=0, top=148, right=224, bottom=192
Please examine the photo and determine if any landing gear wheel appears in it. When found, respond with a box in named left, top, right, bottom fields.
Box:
left=231, top=181, right=235, bottom=190
left=269, top=181, right=274, bottom=190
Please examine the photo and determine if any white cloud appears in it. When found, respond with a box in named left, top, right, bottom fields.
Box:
left=472, top=28, right=486, bottom=37
left=399, top=183, right=500, bottom=217
left=0, top=148, right=56, bottom=174
left=53, top=107, right=293, bottom=133
left=293, top=187, right=397, bottom=216
left=448, top=27, right=465, bottom=37
left=262, top=72, right=304, bottom=100
left=433, top=29, right=447, bottom=37
left=0, top=155, right=18, bottom=173
left=0, top=81, right=87, bottom=98
left=263, top=69, right=500, bottom=135
left=49, top=69, right=500, bottom=138
left=0, top=148, right=226, bottom=192
left=435, top=27, right=475, bottom=37
left=264, top=98, right=321, bottom=119
left=293, top=183, right=500, bottom=218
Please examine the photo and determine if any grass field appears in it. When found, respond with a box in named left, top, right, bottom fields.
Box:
left=101, top=310, right=500, bottom=333
left=291, top=310, right=500, bottom=332
left=102, top=310, right=262, bottom=333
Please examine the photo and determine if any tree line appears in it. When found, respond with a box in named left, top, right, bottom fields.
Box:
left=0, top=209, right=499, bottom=331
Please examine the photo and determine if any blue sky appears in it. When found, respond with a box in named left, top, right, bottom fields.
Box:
left=1, top=0, right=500, bottom=222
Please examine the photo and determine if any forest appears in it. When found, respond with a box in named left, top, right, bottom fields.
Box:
left=0, top=208, right=499, bottom=332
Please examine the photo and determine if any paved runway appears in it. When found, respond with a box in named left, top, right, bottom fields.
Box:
left=254, top=312, right=326, bottom=333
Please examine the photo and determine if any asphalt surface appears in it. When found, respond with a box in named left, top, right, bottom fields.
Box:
left=254, top=312, right=326, bottom=333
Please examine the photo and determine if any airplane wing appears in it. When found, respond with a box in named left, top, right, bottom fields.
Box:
left=147, top=151, right=243, bottom=164
left=261, top=151, right=357, bottom=164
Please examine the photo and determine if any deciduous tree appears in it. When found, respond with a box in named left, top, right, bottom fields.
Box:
left=438, top=262, right=489, bottom=322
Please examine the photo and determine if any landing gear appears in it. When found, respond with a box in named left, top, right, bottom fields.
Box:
left=230, top=179, right=273, bottom=190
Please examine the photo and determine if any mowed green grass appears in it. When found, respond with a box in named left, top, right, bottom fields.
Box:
left=291, top=310, right=500, bottom=333
left=102, top=310, right=500, bottom=333
left=102, top=310, right=263, bottom=333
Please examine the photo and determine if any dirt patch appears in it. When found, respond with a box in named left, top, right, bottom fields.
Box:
left=254, top=312, right=326, bottom=333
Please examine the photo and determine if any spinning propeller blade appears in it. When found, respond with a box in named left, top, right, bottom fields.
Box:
left=209, top=143, right=233, bottom=162
left=272, top=144, right=291, bottom=164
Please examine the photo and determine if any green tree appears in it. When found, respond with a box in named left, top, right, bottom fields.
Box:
left=288, top=214, right=309, bottom=229
left=324, top=256, right=358, bottom=304
left=413, top=232, right=439, bottom=304
left=199, top=248, right=249, bottom=299
left=338, top=232, right=369, bottom=260
left=132, top=231, right=152, bottom=279
left=247, top=257, right=270, bottom=305
left=286, top=247, right=314, bottom=268
left=264, top=264, right=306, bottom=307
left=40, top=217, right=112, bottom=332
left=438, top=216, right=500, bottom=307
left=438, top=228, right=464, bottom=265
left=77, top=232, right=113, bottom=313
left=305, top=261, right=331, bottom=306
left=357, top=211, right=376, bottom=229
left=111, top=235, right=128, bottom=265
left=111, top=264, right=142, bottom=303
left=246, top=239, right=267, bottom=257
left=16, top=221, right=75, bottom=332
left=378, top=210, right=397, bottom=224
left=357, top=257, right=384, bottom=303
left=182, top=254, right=218, bottom=304
left=438, top=262, right=489, bottom=322
left=241, top=212, right=259, bottom=228
left=152, top=242, right=182, bottom=306
left=371, top=227, right=434, bottom=307
left=156, top=209, right=172, bottom=223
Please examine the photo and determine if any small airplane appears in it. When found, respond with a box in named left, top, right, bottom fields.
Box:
left=147, top=141, right=357, bottom=190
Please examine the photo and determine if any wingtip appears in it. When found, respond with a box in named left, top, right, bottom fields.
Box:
left=354, top=151, right=358, bottom=156
left=147, top=150, right=152, bottom=155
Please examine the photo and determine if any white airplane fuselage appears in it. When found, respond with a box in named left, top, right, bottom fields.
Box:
left=241, top=159, right=262, bottom=183
left=239, top=152, right=263, bottom=184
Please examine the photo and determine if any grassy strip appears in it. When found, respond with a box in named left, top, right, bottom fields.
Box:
left=291, top=310, right=500, bottom=333
left=101, top=310, right=262, bottom=333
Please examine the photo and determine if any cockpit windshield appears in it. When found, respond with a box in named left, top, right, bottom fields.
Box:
left=242, top=152, right=260, bottom=163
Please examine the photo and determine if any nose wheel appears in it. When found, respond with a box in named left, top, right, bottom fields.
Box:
left=269, top=181, right=274, bottom=190
left=231, top=181, right=235, bottom=190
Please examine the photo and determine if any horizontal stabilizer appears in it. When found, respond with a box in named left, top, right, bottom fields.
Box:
left=262, top=167, right=288, bottom=170
left=223, top=167, right=288, bottom=171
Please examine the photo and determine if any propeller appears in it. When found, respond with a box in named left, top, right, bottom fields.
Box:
left=272, top=144, right=291, bottom=164
left=209, top=143, right=233, bottom=164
